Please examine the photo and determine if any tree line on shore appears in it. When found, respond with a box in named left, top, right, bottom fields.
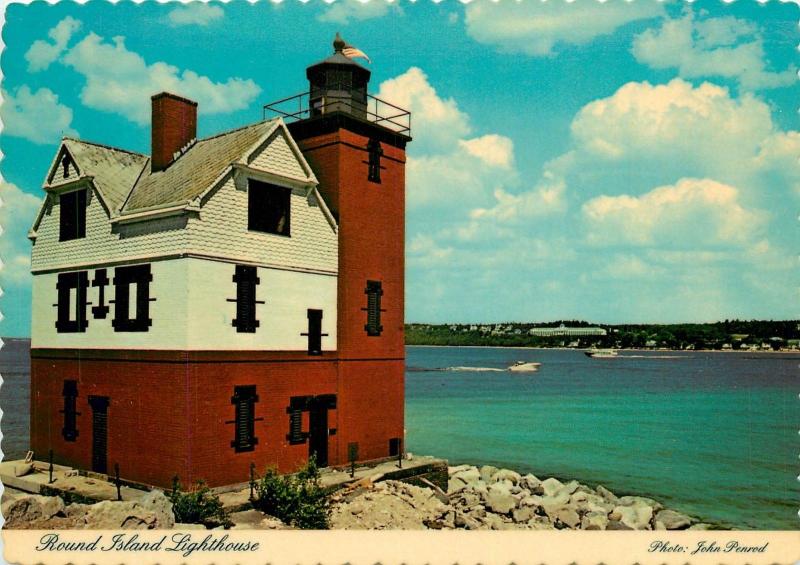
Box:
left=405, top=320, right=800, bottom=350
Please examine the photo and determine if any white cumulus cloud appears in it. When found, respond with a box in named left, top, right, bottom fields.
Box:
left=62, top=32, right=261, bottom=125
left=465, top=0, right=665, bottom=56
left=0, top=183, right=43, bottom=285
left=1, top=86, right=77, bottom=144
left=632, top=11, right=795, bottom=90
left=25, top=16, right=81, bottom=72
left=167, top=4, right=225, bottom=27
left=317, top=0, right=399, bottom=24
left=582, top=178, right=767, bottom=247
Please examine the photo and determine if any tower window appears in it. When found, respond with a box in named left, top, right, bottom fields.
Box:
left=367, top=139, right=383, bottom=183
left=112, top=264, right=153, bottom=332
left=363, top=280, right=384, bottom=336
left=248, top=180, right=291, bottom=236
left=61, top=380, right=80, bottom=442
left=302, top=309, right=327, bottom=355
left=59, top=189, right=87, bottom=241
left=55, top=271, right=89, bottom=333
left=231, top=386, right=259, bottom=452
left=229, top=265, right=263, bottom=333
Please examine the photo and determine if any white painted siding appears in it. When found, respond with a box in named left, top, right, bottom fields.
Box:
left=248, top=130, right=308, bottom=180
left=186, top=172, right=337, bottom=274
left=31, top=187, right=189, bottom=272
left=31, top=257, right=337, bottom=352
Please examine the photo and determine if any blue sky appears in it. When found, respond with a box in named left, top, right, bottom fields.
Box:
left=1, top=0, right=797, bottom=336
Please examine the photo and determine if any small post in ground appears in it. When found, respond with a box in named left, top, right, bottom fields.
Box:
left=48, top=449, right=54, bottom=483
left=114, top=463, right=122, bottom=501
left=348, top=442, right=358, bottom=478
left=397, top=438, right=403, bottom=469
left=249, top=462, right=256, bottom=500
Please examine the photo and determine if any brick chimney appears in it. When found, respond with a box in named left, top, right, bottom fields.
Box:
left=151, top=92, right=198, bottom=172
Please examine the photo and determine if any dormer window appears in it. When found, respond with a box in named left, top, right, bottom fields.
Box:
left=59, top=189, right=87, bottom=241
left=248, top=179, right=291, bottom=236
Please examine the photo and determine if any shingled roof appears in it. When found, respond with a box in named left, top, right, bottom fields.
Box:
left=122, top=119, right=281, bottom=213
left=59, top=139, right=149, bottom=212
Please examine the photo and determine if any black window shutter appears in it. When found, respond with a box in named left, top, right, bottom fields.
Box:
left=364, top=280, right=384, bottom=336
left=112, top=264, right=153, bottom=332
left=91, top=269, right=110, bottom=319
left=61, top=380, right=79, bottom=441
left=286, top=396, right=310, bottom=444
left=367, top=139, right=383, bottom=183
left=306, top=309, right=324, bottom=355
left=232, top=265, right=260, bottom=333
left=231, top=386, right=259, bottom=452
left=55, top=271, right=89, bottom=333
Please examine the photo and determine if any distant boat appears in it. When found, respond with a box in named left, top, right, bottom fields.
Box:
left=584, top=349, right=618, bottom=358
left=508, top=361, right=541, bottom=372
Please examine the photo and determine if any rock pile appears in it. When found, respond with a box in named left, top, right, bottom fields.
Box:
left=331, top=464, right=713, bottom=531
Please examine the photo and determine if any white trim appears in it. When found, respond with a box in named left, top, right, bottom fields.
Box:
left=275, top=119, right=319, bottom=184
left=311, top=186, right=338, bottom=233
left=30, top=251, right=339, bottom=277
left=232, top=163, right=316, bottom=191
left=111, top=204, right=192, bottom=225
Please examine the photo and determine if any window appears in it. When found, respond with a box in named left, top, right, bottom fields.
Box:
left=231, top=386, right=259, bottom=452
left=112, top=264, right=153, bottom=332
left=229, top=265, right=262, bottom=333
left=302, top=309, right=327, bottom=355
left=248, top=180, right=291, bottom=236
left=91, top=269, right=110, bottom=319
left=367, top=139, right=383, bottom=183
left=363, top=280, right=384, bottom=336
left=286, top=396, right=310, bottom=445
left=59, top=189, right=87, bottom=241
left=55, top=271, right=89, bottom=333
left=61, top=380, right=79, bottom=442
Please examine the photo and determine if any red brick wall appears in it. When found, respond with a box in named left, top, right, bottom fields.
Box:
left=31, top=353, right=340, bottom=488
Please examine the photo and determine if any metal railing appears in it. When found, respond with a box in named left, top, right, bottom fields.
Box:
left=263, top=90, right=411, bottom=136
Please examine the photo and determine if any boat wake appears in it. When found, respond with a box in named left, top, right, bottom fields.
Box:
left=407, top=366, right=506, bottom=372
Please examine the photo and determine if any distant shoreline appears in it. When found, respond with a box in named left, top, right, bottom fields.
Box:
left=406, top=344, right=800, bottom=354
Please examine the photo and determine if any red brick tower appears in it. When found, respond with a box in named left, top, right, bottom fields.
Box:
left=287, top=35, right=411, bottom=464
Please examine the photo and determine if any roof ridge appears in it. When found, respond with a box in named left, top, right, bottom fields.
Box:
left=197, top=118, right=278, bottom=143
left=63, top=137, right=148, bottom=158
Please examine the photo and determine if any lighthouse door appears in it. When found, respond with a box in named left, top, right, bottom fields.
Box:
left=308, top=394, right=336, bottom=467
left=88, top=396, right=109, bottom=474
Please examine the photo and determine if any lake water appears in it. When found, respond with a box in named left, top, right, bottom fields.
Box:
left=1, top=340, right=796, bottom=529
left=405, top=346, right=798, bottom=530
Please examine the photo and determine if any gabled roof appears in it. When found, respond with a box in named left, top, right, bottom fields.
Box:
left=122, top=119, right=277, bottom=213
left=46, top=139, right=149, bottom=212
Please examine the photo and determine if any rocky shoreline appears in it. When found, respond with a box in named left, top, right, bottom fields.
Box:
left=2, top=463, right=718, bottom=531
left=330, top=464, right=717, bottom=530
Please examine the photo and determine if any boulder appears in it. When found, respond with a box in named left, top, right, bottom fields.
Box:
left=3, top=495, right=65, bottom=527
left=560, top=480, right=580, bottom=495
left=654, top=509, right=693, bottom=530
left=688, top=523, right=713, bottom=530
left=581, top=511, right=609, bottom=530
left=607, top=519, right=633, bottom=530
left=481, top=512, right=512, bottom=530
left=520, top=474, right=542, bottom=493
left=617, top=496, right=663, bottom=512
left=479, top=466, right=499, bottom=482
left=512, top=506, right=534, bottom=523
left=519, top=495, right=543, bottom=508
left=610, top=504, right=653, bottom=530
left=456, top=492, right=482, bottom=508
left=85, top=501, right=158, bottom=529
left=596, top=485, right=618, bottom=504
left=452, top=467, right=481, bottom=485
left=491, top=469, right=522, bottom=484
left=555, top=508, right=581, bottom=529
left=485, top=483, right=516, bottom=515
left=140, top=490, right=175, bottom=529
left=540, top=477, right=564, bottom=497
left=63, top=503, right=91, bottom=520
left=454, top=511, right=482, bottom=530
left=448, top=464, right=474, bottom=475
left=527, top=515, right=555, bottom=530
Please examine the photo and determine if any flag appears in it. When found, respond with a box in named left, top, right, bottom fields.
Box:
left=342, top=43, right=371, bottom=64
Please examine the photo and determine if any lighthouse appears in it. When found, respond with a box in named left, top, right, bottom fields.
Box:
left=28, top=37, right=411, bottom=488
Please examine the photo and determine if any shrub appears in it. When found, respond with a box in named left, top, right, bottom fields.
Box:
left=169, top=477, right=232, bottom=528
left=252, top=456, right=330, bottom=529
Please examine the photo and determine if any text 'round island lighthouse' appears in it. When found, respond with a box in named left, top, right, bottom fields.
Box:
left=28, top=36, right=411, bottom=488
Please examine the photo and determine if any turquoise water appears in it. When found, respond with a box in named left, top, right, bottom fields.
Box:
left=405, top=346, right=798, bottom=530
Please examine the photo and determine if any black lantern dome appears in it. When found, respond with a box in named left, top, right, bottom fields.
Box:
left=306, top=33, right=371, bottom=119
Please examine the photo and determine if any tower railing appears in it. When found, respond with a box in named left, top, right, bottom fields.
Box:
left=263, top=89, right=411, bottom=136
